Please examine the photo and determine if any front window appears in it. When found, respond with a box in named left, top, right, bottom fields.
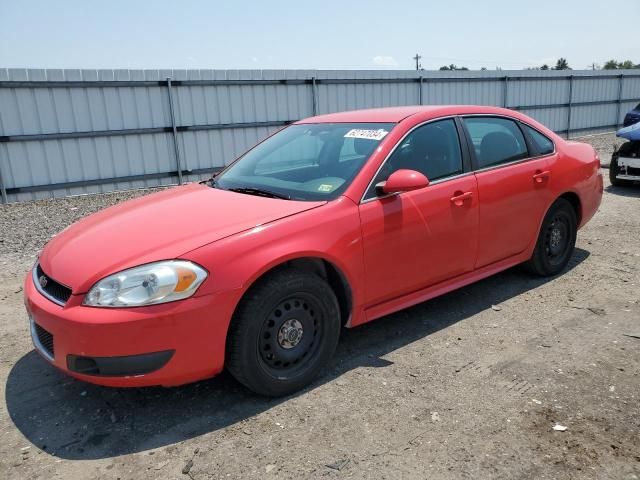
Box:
left=365, top=118, right=463, bottom=199
left=214, top=123, right=395, bottom=201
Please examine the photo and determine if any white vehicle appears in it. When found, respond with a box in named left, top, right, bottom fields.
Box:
left=610, top=123, right=640, bottom=186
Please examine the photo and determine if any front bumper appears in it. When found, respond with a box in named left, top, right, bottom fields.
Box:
left=24, top=272, right=240, bottom=387
left=615, top=156, right=640, bottom=181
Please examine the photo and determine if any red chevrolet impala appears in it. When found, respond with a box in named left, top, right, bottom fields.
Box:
left=24, top=106, right=603, bottom=396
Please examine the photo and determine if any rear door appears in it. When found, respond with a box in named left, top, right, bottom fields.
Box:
left=461, top=116, right=555, bottom=269
left=359, top=118, right=479, bottom=306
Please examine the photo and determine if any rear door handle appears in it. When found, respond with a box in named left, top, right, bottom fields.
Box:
left=450, top=191, right=473, bottom=207
left=533, top=170, right=551, bottom=183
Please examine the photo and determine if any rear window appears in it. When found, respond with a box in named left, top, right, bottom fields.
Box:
left=523, top=125, right=555, bottom=155
left=462, top=117, right=528, bottom=168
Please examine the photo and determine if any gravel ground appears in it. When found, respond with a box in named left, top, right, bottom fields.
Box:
left=1, top=133, right=639, bottom=480
left=574, top=132, right=623, bottom=167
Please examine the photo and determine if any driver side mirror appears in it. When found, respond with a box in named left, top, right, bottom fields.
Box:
left=376, top=169, right=429, bottom=195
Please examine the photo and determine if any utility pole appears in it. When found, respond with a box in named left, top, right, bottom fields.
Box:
left=413, top=53, right=422, bottom=71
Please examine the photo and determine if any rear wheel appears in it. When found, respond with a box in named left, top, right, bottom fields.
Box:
left=609, top=156, right=632, bottom=187
left=226, top=269, right=340, bottom=397
left=524, top=198, right=577, bottom=277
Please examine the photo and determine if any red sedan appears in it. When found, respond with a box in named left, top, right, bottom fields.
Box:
left=24, top=106, right=603, bottom=396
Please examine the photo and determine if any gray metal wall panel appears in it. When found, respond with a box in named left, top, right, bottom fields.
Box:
left=572, top=77, right=619, bottom=103
left=424, top=79, right=504, bottom=106
left=571, top=104, right=618, bottom=130
left=1, top=68, right=640, bottom=203
left=622, top=77, right=640, bottom=101
left=508, top=79, right=569, bottom=107
left=519, top=107, right=568, bottom=133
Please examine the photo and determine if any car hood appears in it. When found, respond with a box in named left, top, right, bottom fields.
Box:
left=39, top=183, right=325, bottom=293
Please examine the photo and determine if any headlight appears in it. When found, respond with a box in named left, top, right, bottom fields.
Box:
left=83, top=261, right=208, bottom=307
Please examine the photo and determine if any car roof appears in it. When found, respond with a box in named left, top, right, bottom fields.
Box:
left=296, top=105, right=522, bottom=124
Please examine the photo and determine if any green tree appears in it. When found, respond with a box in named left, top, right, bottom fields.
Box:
left=603, top=59, right=619, bottom=70
left=619, top=60, right=636, bottom=69
left=439, top=64, right=469, bottom=71
left=553, top=58, right=570, bottom=70
left=540, top=64, right=550, bottom=70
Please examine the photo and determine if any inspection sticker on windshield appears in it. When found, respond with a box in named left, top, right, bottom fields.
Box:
left=318, top=184, right=334, bottom=192
left=344, top=128, right=389, bottom=141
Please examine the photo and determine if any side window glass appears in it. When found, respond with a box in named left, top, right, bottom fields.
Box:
left=463, top=117, right=528, bottom=169
left=523, top=125, right=554, bottom=155
left=367, top=119, right=463, bottom=197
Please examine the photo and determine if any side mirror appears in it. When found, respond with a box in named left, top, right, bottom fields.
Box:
left=376, top=169, right=429, bottom=195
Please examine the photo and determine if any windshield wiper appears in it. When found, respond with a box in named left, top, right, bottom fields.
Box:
left=228, top=187, right=291, bottom=200
left=200, top=172, right=220, bottom=188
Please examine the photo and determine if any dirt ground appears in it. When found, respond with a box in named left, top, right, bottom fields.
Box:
left=0, top=134, right=639, bottom=480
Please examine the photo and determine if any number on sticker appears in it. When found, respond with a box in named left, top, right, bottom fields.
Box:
left=344, top=129, right=389, bottom=141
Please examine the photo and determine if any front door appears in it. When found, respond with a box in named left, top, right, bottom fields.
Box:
left=359, top=118, right=479, bottom=306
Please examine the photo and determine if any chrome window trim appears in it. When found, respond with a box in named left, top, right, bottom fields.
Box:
left=360, top=115, right=463, bottom=203
left=32, top=263, right=67, bottom=307
left=30, top=317, right=55, bottom=362
left=360, top=113, right=559, bottom=204
left=473, top=151, right=557, bottom=174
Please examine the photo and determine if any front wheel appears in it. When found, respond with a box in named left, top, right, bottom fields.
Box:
left=524, top=198, right=577, bottom=277
left=226, top=269, right=341, bottom=397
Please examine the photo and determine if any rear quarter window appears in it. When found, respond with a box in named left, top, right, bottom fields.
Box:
left=523, top=125, right=555, bottom=155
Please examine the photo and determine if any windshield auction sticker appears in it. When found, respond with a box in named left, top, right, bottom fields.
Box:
left=344, top=129, right=389, bottom=141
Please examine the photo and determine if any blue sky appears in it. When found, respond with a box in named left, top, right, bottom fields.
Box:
left=1, top=0, right=638, bottom=71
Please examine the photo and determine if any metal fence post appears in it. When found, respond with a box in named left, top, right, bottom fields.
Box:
left=165, top=77, right=183, bottom=185
left=311, top=77, right=318, bottom=116
left=566, top=75, right=574, bottom=139
left=502, top=75, right=509, bottom=108
left=419, top=76, right=424, bottom=105
left=615, top=74, right=624, bottom=128
left=0, top=152, right=7, bottom=204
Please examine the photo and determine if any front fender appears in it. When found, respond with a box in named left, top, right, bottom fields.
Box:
left=181, top=196, right=366, bottom=325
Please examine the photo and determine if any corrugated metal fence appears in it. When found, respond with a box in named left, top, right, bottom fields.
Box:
left=1, top=68, right=639, bottom=203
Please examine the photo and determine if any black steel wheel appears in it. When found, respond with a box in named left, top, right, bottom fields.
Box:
left=258, top=295, right=323, bottom=375
left=226, top=269, right=340, bottom=397
left=524, top=198, right=577, bottom=276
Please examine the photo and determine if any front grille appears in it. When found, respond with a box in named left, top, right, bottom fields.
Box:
left=628, top=166, right=640, bottom=177
left=35, top=264, right=72, bottom=305
left=34, top=323, right=55, bottom=358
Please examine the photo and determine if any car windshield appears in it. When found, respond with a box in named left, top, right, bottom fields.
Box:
left=212, top=122, right=395, bottom=201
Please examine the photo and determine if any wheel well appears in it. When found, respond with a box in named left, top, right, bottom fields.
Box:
left=246, top=258, right=353, bottom=326
left=559, top=192, right=582, bottom=225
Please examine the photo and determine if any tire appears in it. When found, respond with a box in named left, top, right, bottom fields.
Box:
left=524, top=198, right=577, bottom=277
left=609, top=156, right=632, bottom=187
left=226, top=269, right=341, bottom=397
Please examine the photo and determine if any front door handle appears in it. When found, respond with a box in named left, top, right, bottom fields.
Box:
left=450, top=191, right=473, bottom=207
left=533, top=170, right=551, bottom=184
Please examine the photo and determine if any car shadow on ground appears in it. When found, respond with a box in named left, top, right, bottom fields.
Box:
left=605, top=184, right=640, bottom=197
left=5, top=248, right=590, bottom=460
